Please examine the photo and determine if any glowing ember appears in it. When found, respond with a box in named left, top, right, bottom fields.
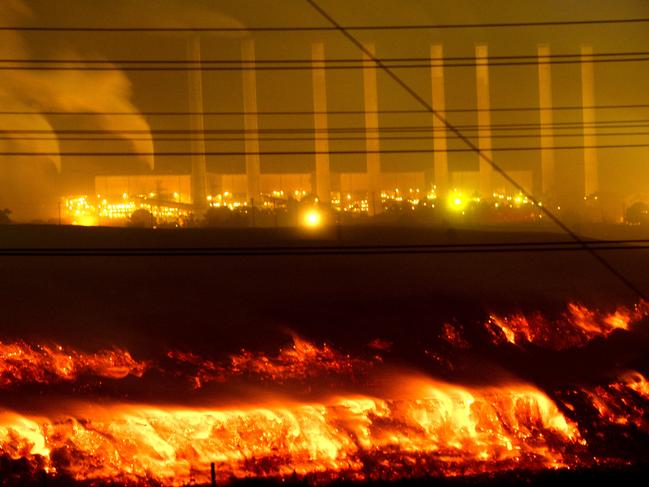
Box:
left=168, top=336, right=377, bottom=388
left=1, top=302, right=648, bottom=485
left=559, top=371, right=649, bottom=433
left=440, top=323, right=471, bottom=349
left=486, top=301, right=649, bottom=349
left=0, top=375, right=582, bottom=485
left=228, top=336, right=372, bottom=380
left=0, top=341, right=147, bottom=388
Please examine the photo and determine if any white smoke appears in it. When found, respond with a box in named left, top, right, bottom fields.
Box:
left=9, top=59, right=155, bottom=170
left=0, top=1, right=62, bottom=219
left=0, top=0, right=155, bottom=173
left=0, top=0, right=247, bottom=220
left=109, top=0, right=246, bottom=34
left=0, top=2, right=60, bottom=172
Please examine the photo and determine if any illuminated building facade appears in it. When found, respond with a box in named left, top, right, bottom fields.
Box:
left=59, top=40, right=599, bottom=226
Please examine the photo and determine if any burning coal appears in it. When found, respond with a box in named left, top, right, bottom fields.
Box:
left=168, top=335, right=377, bottom=389
left=0, top=376, right=583, bottom=485
left=0, top=341, right=147, bottom=388
left=1, top=300, right=649, bottom=485
left=485, top=300, right=649, bottom=349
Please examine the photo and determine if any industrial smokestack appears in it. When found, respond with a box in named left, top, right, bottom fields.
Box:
left=537, top=44, right=555, bottom=198
left=430, top=44, right=448, bottom=198
left=475, top=44, right=493, bottom=196
left=362, top=42, right=381, bottom=215
left=581, top=44, right=598, bottom=197
left=241, top=39, right=261, bottom=206
left=187, top=35, right=208, bottom=216
left=311, top=42, right=331, bottom=204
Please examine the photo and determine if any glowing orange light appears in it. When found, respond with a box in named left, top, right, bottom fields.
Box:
left=303, top=209, right=322, bottom=228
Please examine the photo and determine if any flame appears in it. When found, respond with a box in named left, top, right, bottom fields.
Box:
left=487, top=301, right=649, bottom=349
left=1, top=302, right=649, bottom=484
left=0, top=341, right=147, bottom=387
left=0, top=376, right=582, bottom=485
left=440, top=323, right=471, bottom=349
left=168, top=336, right=376, bottom=388
left=564, top=371, right=649, bottom=432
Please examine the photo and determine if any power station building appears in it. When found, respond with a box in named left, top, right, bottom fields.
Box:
left=93, top=39, right=597, bottom=215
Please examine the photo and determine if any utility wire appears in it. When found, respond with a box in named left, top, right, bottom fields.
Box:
left=0, top=57, right=648, bottom=71
left=13, top=240, right=649, bottom=249
left=1, top=144, right=648, bottom=156
left=11, top=241, right=649, bottom=251
left=2, top=244, right=649, bottom=257
left=1, top=17, right=649, bottom=32
left=1, top=51, right=647, bottom=64
left=1, top=103, right=649, bottom=116
left=3, top=119, right=649, bottom=134
left=5, top=131, right=649, bottom=142
left=304, top=0, right=649, bottom=301
left=4, top=130, right=649, bottom=143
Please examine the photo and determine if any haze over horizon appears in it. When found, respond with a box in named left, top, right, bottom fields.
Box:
left=1, top=0, right=648, bottom=221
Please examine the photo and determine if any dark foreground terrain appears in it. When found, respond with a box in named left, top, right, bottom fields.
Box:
left=2, top=463, right=649, bottom=487
left=1, top=222, right=648, bottom=355
left=2, top=222, right=649, bottom=486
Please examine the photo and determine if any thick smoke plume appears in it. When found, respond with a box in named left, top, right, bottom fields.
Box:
left=0, top=0, right=154, bottom=219
left=0, top=0, right=247, bottom=220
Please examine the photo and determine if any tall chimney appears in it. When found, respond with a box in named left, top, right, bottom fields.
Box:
left=311, top=42, right=331, bottom=204
left=188, top=36, right=208, bottom=216
left=537, top=44, right=555, bottom=198
left=475, top=44, right=493, bottom=196
left=581, top=44, right=598, bottom=196
left=242, top=39, right=261, bottom=205
left=430, top=44, right=448, bottom=197
left=362, top=42, right=381, bottom=214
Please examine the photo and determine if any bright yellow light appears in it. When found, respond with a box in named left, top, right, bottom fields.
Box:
left=447, top=192, right=468, bottom=212
left=73, top=215, right=98, bottom=227
left=303, top=209, right=322, bottom=228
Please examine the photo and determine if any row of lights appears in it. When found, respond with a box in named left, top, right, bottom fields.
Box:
left=65, top=186, right=550, bottom=227
left=65, top=194, right=191, bottom=226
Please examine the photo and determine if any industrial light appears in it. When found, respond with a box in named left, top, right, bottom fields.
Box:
left=303, top=208, right=322, bottom=228
left=447, top=192, right=468, bottom=212
left=73, top=215, right=99, bottom=227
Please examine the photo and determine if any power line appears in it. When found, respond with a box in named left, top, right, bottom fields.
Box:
left=1, top=104, right=648, bottom=117
left=3, top=236, right=649, bottom=254
left=304, top=0, right=648, bottom=301
left=1, top=144, right=648, bottom=157
left=5, top=131, right=649, bottom=143
left=1, top=57, right=648, bottom=71
left=2, top=51, right=647, bottom=64
left=2, top=17, right=649, bottom=32
left=2, top=244, right=649, bottom=257
left=3, top=119, right=649, bottom=135
left=12, top=239, right=649, bottom=250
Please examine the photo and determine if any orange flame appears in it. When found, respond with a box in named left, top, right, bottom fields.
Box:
left=486, top=301, right=649, bottom=349
left=0, top=341, right=147, bottom=388
left=0, top=375, right=582, bottom=485
left=1, top=304, right=648, bottom=484
left=168, top=336, right=377, bottom=388
left=566, top=371, right=649, bottom=432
